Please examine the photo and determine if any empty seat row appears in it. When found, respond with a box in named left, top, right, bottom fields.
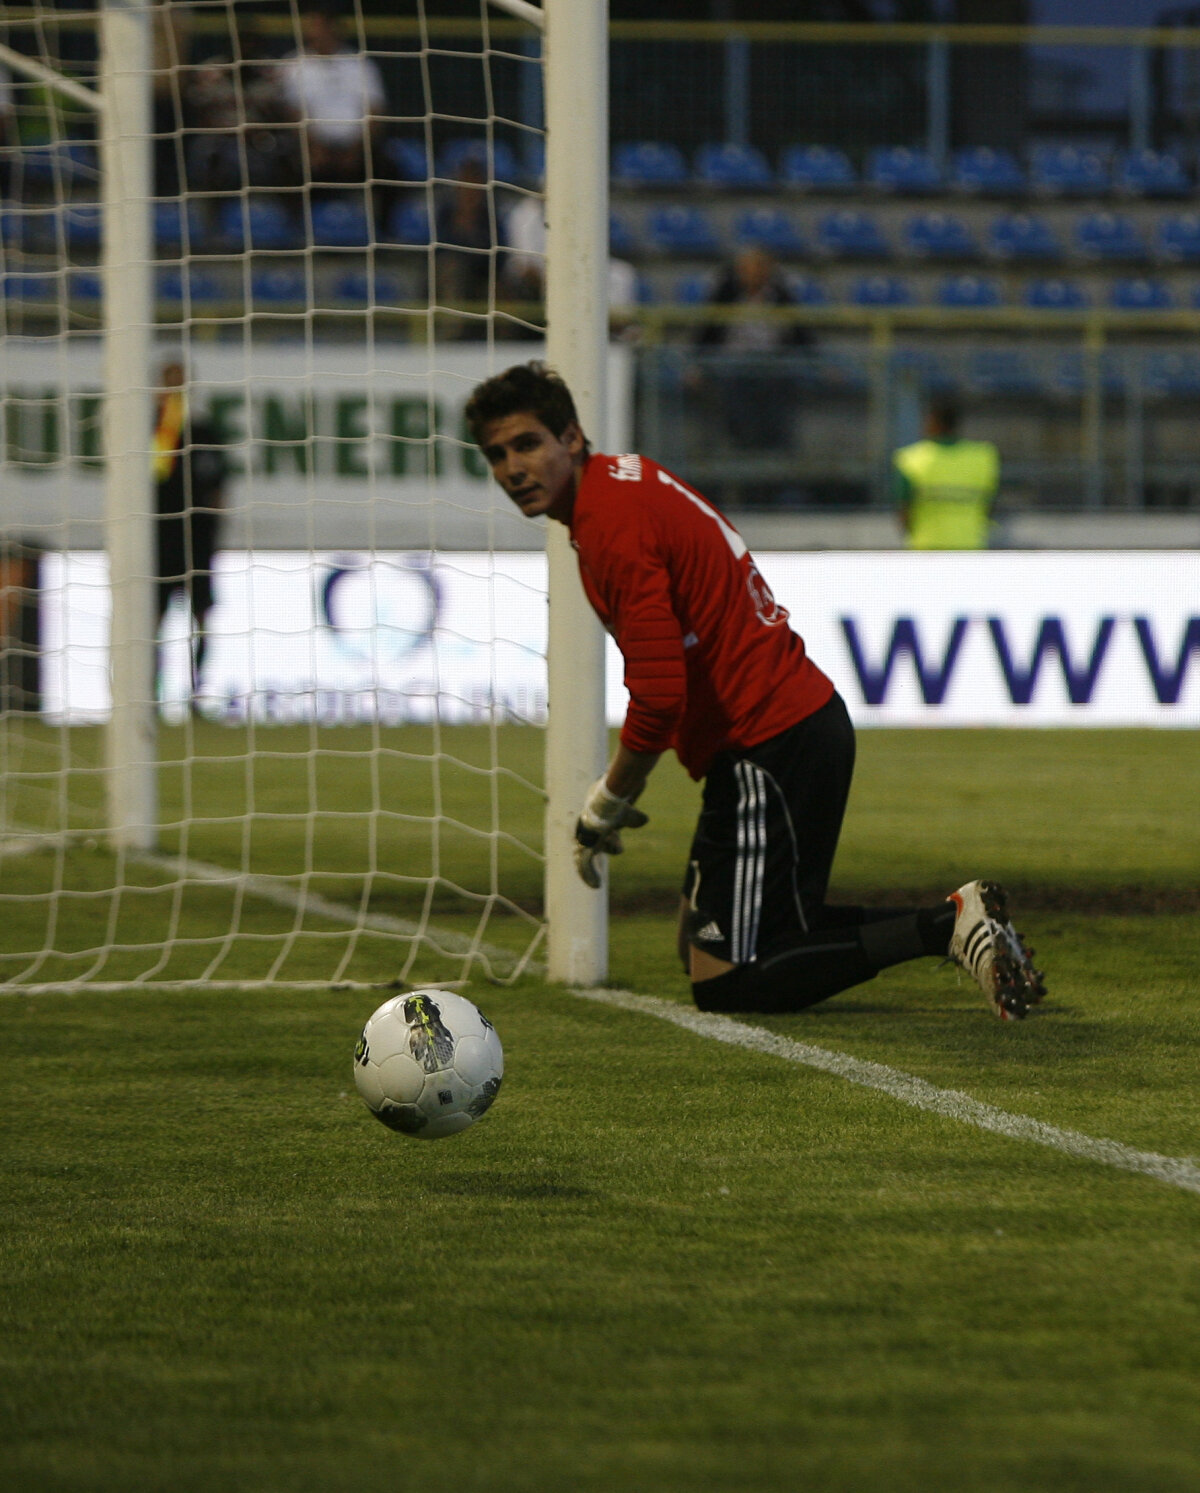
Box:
left=12, top=197, right=1200, bottom=271
left=691, top=347, right=1200, bottom=399
left=614, top=142, right=1198, bottom=197
left=670, top=272, right=1192, bottom=313
left=4, top=267, right=1185, bottom=316
left=626, top=205, right=1200, bottom=263
left=0, top=267, right=411, bottom=307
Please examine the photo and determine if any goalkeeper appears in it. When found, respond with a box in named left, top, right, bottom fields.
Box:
left=466, top=362, right=1045, bottom=1022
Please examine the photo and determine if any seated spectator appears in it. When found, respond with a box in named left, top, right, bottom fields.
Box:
left=183, top=26, right=298, bottom=193
left=437, top=155, right=494, bottom=335
left=502, top=188, right=640, bottom=338
left=151, top=1, right=193, bottom=197
left=277, top=1, right=385, bottom=185
left=503, top=191, right=545, bottom=303
left=697, top=247, right=813, bottom=358
left=693, top=249, right=812, bottom=494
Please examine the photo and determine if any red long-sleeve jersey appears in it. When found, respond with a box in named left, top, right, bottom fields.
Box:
left=569, top=452, right=834, bottom=779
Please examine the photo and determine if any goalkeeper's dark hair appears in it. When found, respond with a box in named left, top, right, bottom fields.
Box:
left=465, top=362, right=590, bottom=452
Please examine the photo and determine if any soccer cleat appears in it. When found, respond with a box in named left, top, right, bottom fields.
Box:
left=947, top=879, right=1047, bottom=1022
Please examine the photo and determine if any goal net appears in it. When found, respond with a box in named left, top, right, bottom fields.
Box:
left=0, top=0, right=611, bottom=993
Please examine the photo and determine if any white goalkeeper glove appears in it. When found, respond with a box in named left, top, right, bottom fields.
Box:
left=573, top=776, right=649, bottom=889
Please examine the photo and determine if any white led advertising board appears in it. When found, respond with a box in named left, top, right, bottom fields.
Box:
left=39, top=550, right=1200, bottom=728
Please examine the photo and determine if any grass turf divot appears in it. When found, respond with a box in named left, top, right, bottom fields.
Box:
left=573, top=986, right=1200, bottom=1198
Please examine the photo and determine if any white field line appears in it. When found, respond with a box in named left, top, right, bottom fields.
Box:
left=573, top=986, right=1200, bottom=1199
left=1, top=849, right=531, bottom=994
left=142, top=852, right=425, bottom=935
left=10, top=850, right=1199, bottom=1196
left=139, top=852, right=509, bottom=961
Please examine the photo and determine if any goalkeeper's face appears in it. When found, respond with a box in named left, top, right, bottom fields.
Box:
left=480, top=413, right=586, bottom=524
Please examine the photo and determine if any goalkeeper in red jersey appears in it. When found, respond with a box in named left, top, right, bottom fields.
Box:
left=466, top=362, right=1045, bottom=1021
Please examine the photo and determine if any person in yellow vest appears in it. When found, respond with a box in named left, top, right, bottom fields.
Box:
left=893, top=399, right=999, bottom=549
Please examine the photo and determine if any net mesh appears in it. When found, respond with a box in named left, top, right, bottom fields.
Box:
left=0, top=0, right=554, bottom=992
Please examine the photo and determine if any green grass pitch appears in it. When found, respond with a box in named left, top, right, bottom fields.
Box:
left=2, top=727, right=1199, bottom=1491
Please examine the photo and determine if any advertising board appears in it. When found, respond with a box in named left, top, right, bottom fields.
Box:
left=40, top=551, right=1199, bottom=728
left=2, top=342, right=632, bottom=550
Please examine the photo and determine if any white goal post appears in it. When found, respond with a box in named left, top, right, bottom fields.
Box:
left=541, top=0, right=609, bottom=985
left=0, top=0, right=610, bottom=990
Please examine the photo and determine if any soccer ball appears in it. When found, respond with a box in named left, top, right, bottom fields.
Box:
left=353, top=989, right=503, bottom=1140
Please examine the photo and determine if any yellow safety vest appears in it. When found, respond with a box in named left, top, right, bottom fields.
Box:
left=893, top=438, right=999, bottom=550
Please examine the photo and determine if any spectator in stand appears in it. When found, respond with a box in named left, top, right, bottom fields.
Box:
left=692, top=247, right=813, bottom=505
left=502, top=187, right=640, bottom=338
left=183, top=24, right=298, bottom=194
left=437, top=154, right=494, bottom=327
left=153, top=361, right=228, bottom=704
left=893, top=398, right=999, bottom=550
left=151, top=1, right=193, bottom=197
left=277, top=1, right=385, bottom=186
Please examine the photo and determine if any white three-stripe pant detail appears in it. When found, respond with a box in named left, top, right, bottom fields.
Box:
left=731, top=760, right=769, bottom=963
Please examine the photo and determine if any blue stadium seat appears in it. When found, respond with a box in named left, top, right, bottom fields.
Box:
left=1155, top=212, right=1200, bottom=263
left=69, top=271, right=102, bottom=302
left=1142, top=351, right=1200, bottom=396
left=987, top=212, right=1062, bottom=260
left=936, top=274, right=1003, bottom=309
left=1074, top=212, right=1144, bottom=261
left=851, top=274, right=913, bottom=307
left=1025, top=277, right=1090, bottom=311
left=867, top=146, right=942, bottom=193
left=968, top=349, right=1041, bottom=396
left=249, top=267, right=307, bottom=304
left=1109, top=277, right=1172, bottom=311
left=386, top=138, right=429, bottom=183
left=388, top=201, right=431, bottom=245
left=903, top=212, right=977, bottom=258
left=674, top=273, right=714, bottom=304
left=436, top=138, right=520, bottom=184
left=158, top=268, right=224, bottom=304
left=154, top=200, right=206, bottom=252
left=63, top=204, right=102, bottom=249
left=15, top=141, right=96, bottom=185
left=335, top=270, right=402, bottom=306
left=733, top=207, right=805, bottom=254
left=1116, top=149, right=1189, bottom=197
left=694, top=142, right=772, bottom=188
left=0, top=273, right=57, bottom=303
left=612, top=141, right=689, bottom=188
left=1050, top=350, right=1125, bottom=396
left=218, top=197, right=300, bottom=251
left=779, top=144, right=856, bottom=191
left=817, top=209, right=889, bottom=258
left=784, top=273, right=830, bottom=305
left=1030, top=145, right=1110, bottom=196
left=609, top=211, right=637, bottom=257
left=631, top=273, right=655, bottom=306
left=951, top=146, right=1025, bottom=195
left=521, top=139, right=546, bottom=184
left=644, top=205, right=719, bottom=254
left=310, top=197, right=371, bottom=248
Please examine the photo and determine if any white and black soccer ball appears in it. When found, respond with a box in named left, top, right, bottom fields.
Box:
left=353, top=989, right=503, bottom=1140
